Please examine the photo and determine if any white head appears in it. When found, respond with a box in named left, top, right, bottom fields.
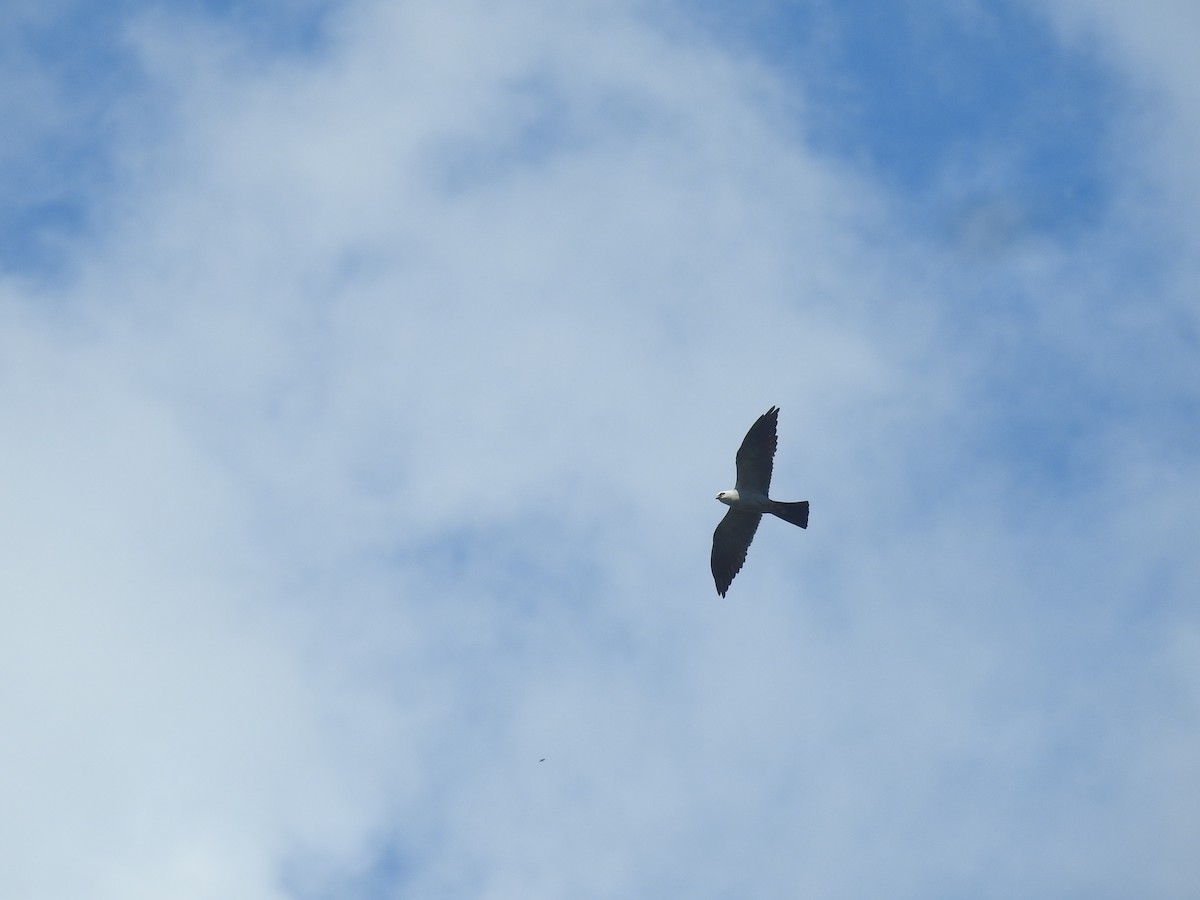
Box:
left=715, top=490, right=740, bottom=506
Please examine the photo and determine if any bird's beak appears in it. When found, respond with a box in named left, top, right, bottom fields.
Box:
left=715, top=494, right=721, bottom=499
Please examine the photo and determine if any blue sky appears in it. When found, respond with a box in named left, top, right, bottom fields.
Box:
left=2, top=1, right=1199, bottom=897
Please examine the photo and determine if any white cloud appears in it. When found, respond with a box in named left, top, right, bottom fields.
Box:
left=1, top=0, right=1198, bottom=897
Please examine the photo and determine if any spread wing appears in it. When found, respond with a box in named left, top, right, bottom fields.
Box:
left=734, top=406, right=779, bottom=494
left=711, top=509, right=762, bottom=597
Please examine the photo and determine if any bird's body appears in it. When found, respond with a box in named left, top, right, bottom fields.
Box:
left=711, top=406, right=809, bottom=596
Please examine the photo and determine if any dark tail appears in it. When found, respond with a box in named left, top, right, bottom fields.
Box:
left=769, top=500, right=809, bottom=529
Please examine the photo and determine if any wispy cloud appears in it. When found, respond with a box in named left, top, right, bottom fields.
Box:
left=1, top=0, right=1197, bottom=897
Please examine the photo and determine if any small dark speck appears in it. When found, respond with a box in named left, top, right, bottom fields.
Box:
left=539, top=758, right=545, bottom=762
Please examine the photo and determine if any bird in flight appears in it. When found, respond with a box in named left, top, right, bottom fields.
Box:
left=711, top=406, right=809, bottom=597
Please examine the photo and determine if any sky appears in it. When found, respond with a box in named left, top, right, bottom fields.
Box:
left=2, top=0, right=1198, bottom=897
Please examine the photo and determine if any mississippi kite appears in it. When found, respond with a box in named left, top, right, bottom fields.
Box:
left=711, top=406, right=809, bottom=597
